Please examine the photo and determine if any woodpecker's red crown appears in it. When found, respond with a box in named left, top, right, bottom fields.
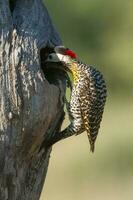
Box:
left=64, top=49, right=77, bottom=59
left=54, top=46, right=77, bottom=59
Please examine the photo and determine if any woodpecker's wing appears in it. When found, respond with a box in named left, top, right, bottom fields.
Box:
left=80, top=66, right=107, bottom=152
left=79, top=96, right=95, bottom=152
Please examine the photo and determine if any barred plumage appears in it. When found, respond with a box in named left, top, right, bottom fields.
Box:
left=45, top=46, right=107, bottom=152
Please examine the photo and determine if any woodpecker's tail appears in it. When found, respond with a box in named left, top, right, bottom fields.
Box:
left=87, top=134, right=95, bottom=153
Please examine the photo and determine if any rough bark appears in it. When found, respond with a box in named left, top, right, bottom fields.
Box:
left=0, top=0, right=65, bottom=199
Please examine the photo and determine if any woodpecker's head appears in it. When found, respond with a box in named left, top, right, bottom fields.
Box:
left=45, top=46, right=80, bottom=83
left=45, top=46, right=77, bottom=70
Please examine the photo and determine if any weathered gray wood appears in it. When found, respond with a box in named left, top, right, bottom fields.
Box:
left=0, top=0, right=65, bottom=199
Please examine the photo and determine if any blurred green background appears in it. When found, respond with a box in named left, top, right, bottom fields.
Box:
left=40, top=0, right=133, bottom=200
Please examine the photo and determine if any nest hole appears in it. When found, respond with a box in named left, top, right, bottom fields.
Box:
left=40, top=46, right=71, bottom=88
left=40, top=47, right=58, bottom=84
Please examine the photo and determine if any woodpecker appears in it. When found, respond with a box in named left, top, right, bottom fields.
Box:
left=45, top=46, right=107, bottom=152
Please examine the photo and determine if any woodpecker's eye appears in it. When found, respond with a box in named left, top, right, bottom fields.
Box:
left=48, top=55, right=53, bottom=59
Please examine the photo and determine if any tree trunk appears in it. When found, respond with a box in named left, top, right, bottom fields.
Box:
left=0, top=0, right=65, bottom=199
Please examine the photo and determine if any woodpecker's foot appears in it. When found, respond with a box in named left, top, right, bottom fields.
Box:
left=44, top=132, right=63, bottom=147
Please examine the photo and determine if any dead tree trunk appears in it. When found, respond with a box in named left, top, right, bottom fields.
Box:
left=0, top=0, right=65, bottom=199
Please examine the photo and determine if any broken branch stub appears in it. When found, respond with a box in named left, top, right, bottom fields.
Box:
left=0, top=0, right=65, bottom=199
